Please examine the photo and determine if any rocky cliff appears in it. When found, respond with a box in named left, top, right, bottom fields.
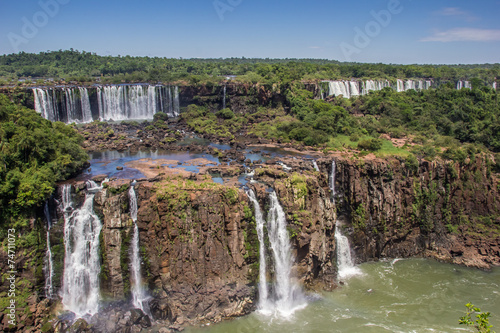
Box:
left=327, top=155, right=500, bottom=269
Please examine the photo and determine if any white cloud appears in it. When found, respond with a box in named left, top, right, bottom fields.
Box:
left=421, top=28, right=500, bottom=42
left=433, top=7, right=478, bottom=22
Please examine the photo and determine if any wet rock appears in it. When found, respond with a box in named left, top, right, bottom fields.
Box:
left=67, top=318, right=90, bottom=333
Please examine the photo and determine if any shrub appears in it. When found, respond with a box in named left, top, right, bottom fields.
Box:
left=358, top=138, right=383, bottom=151
left=216, top=108, right=235, bottom=120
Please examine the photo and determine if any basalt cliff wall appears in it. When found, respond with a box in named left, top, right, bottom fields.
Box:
left=327, top=155, right=500, bottom=269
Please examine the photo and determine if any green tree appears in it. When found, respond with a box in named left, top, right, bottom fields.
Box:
left=459, top=303, right=495, bottom=333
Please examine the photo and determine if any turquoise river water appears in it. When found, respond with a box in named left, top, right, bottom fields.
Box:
left=186, top=259, right=499, bottom=333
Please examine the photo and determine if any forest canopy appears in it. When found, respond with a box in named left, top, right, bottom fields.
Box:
left=0, top=94, right=88, bottom=224
left=0, top=50, right=499, bottom=85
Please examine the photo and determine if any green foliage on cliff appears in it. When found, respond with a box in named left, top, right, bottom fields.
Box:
left=0, top=94, right=88, bottom=224
left=341, top=85, right=500, bottom=152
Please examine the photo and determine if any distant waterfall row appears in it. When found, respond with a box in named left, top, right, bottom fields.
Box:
left=325, top=79, right=499, bottom=98
left=33, top=85, right=180, bottom=123
left=325, top=79, right=431, bottom=98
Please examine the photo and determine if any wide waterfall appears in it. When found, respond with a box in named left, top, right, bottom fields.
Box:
left=61, top=181, right=103, bottom=317
left=43, top=201, right=54, bottom=299
left=33, top=85, right=181, bottom=123
left=246, top=189, right=269, bottom=309
left=129, top=185, right=151, bottom=316
left=327, top=79, right=432, bottom=98
left=335, top=223, right=361, bottom=280
left=247, top=189, right=306, bottom=317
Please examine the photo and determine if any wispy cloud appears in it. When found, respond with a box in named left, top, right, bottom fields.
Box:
left=421, top=28, right=500, bottom=42
left=433, top=7, right=478, bottom=22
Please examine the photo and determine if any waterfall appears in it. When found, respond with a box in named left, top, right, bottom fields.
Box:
left=329, top=160, right=336, bottom=203
left=335, top=223, right=361, bottom=280
left=79, top=87, right=93, bottom=123
left=493, top=82, right=497, bottom=90
left=61, top=181, right=103, bottom=317
left=173, top=86, right=180, bottom=116
left=34, top=88, right=59, bottom=121
left=396, top=79, right=404, bottom=92
left=43, top=201, right=54, bottom=299
left=129, top=185, right=151, bottom=316
left=246, top=190, right=269, bottom=309
left=34, top=85, right=181, bottom=123
left=457, top=80, right=471, bottom=90
left=312, top=160, right=320, bottom=172
left=266, top=191, right=305, bottom=316
left=246, top=189, right=306, bottom=317
left=328, top=79, right=431, bottom=97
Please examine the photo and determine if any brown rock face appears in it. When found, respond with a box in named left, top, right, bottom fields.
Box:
left=134, top=179, right=257, bottom=325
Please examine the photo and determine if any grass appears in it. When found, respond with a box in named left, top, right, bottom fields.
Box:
left=326, top=134, right=412, bottom=157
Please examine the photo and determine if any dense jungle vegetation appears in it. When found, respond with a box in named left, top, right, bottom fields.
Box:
left=0, top=50, right=499, bottom=85
left=0, top=95, right=88, bottom=226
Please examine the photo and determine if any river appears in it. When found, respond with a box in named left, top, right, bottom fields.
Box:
left=186, top=258, right=499, bottom=333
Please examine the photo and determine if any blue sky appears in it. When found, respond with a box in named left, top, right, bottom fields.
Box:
left=0, top=0, right=499, bottom=64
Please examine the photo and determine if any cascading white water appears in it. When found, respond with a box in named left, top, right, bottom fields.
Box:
left=79, top=87, right=93, bottom=123
left=330, top=159, right=361, bottom=280
left=129, top=185, right=151, bottom=316
left=61, top=181, right=103, bottom=317
left=246, top=189, right=305, bottom=317
left=246, top=190, right=269, bottom=309
left=43, top=201, right=54, bottom=299
left=34, top=88, right=59, bottom=121
left=329, top=160, right=336, bottom=203
left=222, top=85, right=226, bottom=110
left=35, top=85, right=181, bottom=123
left=335, top=223, right=361, bottom=280
left=312, top=160, right=320, bottom=172
left=457, top=80, right=471, bottom=90
left=266, top=191, right=306, bottom=316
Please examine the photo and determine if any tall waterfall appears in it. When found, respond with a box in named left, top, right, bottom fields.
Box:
left=247, top=189, right=306, bottom=317
left=34, top=85, right=181, bottom=123
left=246, top=190, right=269, bottom=309
left=335, top=223, right=361, bottom=280
left=61, top=181, right=103, bottom=317
left=329, top=160, right=336, bottom=203
left=129, top=185, right=150, bottom=315
left=43, top=201, right=54, bottom=299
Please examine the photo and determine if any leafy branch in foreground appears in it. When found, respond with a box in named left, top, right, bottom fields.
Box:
left=459, top=303, right=495, bottom=333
